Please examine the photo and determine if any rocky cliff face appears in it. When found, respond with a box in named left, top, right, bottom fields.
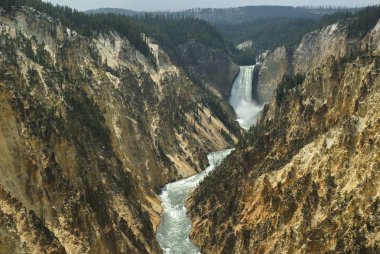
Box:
left=0, top=7, right=238, bottom=253
left=365, top=20, right=380, bottom=54
left=293, top=23, right=350, bottom=74
left=188, top=19, right=380, bottom=254
left=256, top=46, right=288, bottom=104
left=254, top=23, right=356, bottom=105
left=178, top=39, right=239, bottom=98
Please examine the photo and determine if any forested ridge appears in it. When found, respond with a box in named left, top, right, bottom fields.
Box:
left=1, top=0, right=155, bottom=63
left=219, top=5, right=380, bottom=64
left=87, top=6, right=352, bottom=25
left=2, top=1, right=379, bottom=72
left=134, top=14, right=231, bottom=68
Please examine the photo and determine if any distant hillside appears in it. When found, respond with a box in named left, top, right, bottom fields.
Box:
left=85, top=6, right=361, bottom=65
left=86, top=8, right=138, bottom=16
left=183, top=6, right=335, bottom=25
left=86, top=6, right=360, bottom=25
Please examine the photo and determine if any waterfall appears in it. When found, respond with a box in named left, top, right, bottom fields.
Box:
left=229, top=65, right=263, bottom=130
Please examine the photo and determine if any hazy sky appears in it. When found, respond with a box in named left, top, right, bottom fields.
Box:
left=43, top=0, right=379, bottom=11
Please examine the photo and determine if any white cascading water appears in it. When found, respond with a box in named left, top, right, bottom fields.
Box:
left=229, top=65, right=263, bottom=130
left=156, top=66, right=261, bottom=253
left=156, top=149, right=234, bottom=254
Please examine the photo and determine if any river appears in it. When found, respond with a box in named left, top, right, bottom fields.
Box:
left=156, top=149, right=234, bottom=254
left=157, top=65, right=262, bottom=253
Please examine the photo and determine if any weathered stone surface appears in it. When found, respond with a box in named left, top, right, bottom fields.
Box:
left=256, top=46, right=288, bottom=104
left=293, top=23, right=349, bottom=75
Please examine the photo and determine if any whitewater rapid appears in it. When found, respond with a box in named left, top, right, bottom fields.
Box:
left=229, top=65, right=263, bottom=130
left=156, top=149, right=234, bottom=254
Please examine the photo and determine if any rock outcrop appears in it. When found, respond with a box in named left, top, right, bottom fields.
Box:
left=188, top=18, right=380, bottom=254
left=365, top=20, right=380, bottom=54
left=293, top=23, right=349, bottom=74
left=0, top=7, right=238, bottom=253
left=256, top=46, right=288, bottom=104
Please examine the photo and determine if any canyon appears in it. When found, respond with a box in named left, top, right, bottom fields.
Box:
left=0, top=2, right=379, bottom=254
